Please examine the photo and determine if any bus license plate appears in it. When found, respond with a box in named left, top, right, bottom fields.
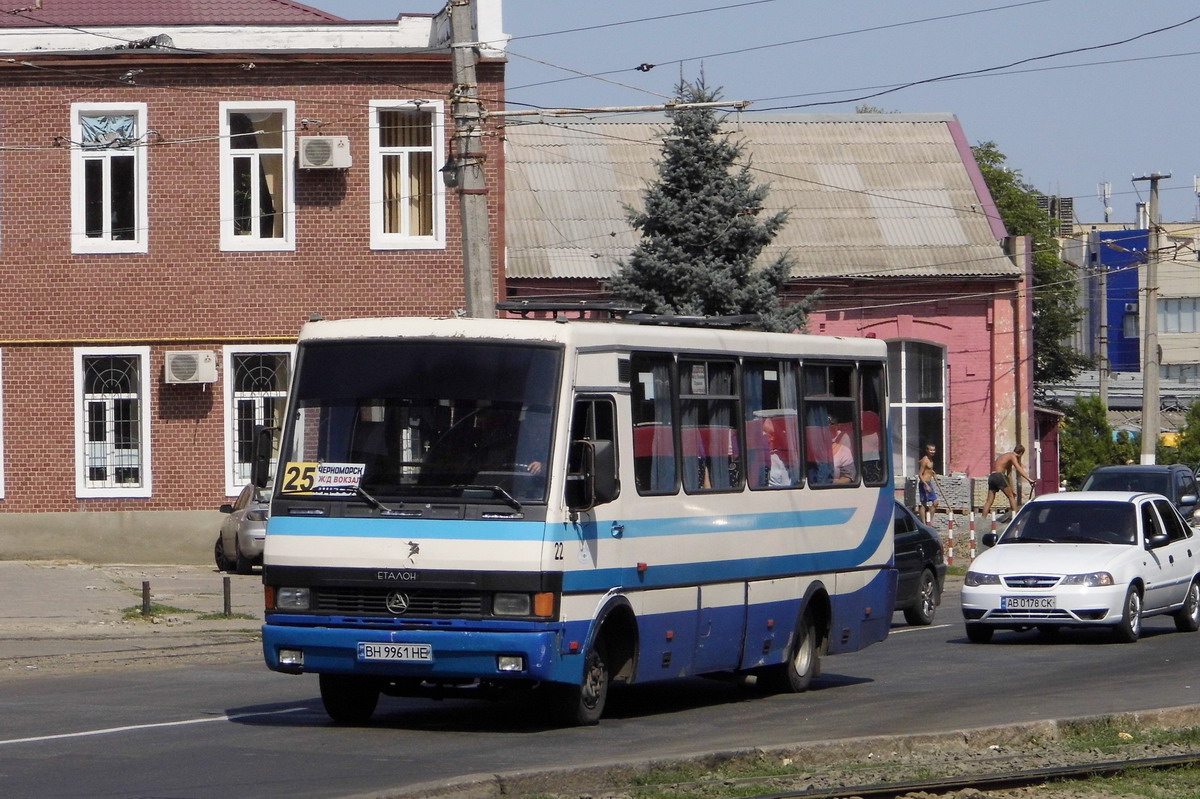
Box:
left=357, top=642, right=433, bottom=663
left=1002, top=596, right=1055, bottom=610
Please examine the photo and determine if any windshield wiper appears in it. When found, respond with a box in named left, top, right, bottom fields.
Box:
left=355, top=485, right=403, bottom=512
left=454, top=484, right=522, bottom=511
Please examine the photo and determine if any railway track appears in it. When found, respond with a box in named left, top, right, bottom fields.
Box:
left=740, top=750, right=1200, bottom=799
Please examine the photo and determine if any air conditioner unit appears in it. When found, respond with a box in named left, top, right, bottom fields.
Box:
left=1124, top=302, right=1139, bottom=313
left=298, top=136, right=351, bottom=169
left=164, top=351, right=217, bottom=384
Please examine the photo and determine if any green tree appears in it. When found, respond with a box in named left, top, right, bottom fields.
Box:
left=610, top=78, right=814, bottom=332
left=972, top=142, right=1091, bottom=389
left=1167, top=400, right=1200, bottom=467
left=1059, top=395, right=1114, bottom=488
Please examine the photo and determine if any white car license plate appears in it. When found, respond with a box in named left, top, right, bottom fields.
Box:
left=357, top=642, right=433, bottom=663
left=1002, top=596, right=1055, bottom=610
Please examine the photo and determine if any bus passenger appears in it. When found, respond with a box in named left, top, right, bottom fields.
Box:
left=830, top=424, right=855, bottom=483
left=760, top=412, right=795, bottom=487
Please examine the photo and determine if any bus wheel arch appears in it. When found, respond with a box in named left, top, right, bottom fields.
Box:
left=589, top=597, right=638, bottom=685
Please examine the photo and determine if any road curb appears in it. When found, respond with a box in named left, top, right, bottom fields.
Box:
left=375, top=705, right=1200, bottom=799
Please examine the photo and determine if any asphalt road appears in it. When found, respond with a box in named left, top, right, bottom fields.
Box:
left=2, top=583, right=1200, bottom=799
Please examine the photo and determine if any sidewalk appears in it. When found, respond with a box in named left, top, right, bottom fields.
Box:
left=0, top=561, right=264, bottom=678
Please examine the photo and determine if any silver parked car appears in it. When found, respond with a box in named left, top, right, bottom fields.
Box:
left=215, top=483, right=270, bottom=575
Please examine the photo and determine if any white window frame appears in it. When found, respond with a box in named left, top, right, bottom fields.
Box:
left=219, top=101, right=296, bottom=251
left=369, top=99, right=446, bottom=250
left=74, top=346, right=152, bottom=498
left=888, top=340, right=947, bottom=481
left=222, top=345, right=295, bottom=495
left=70, top=102, right=149, bottom=254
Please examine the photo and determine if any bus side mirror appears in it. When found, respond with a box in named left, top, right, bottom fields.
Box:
left=250, top=425, right=275, bottom=489
left=566, top=439, right=618, bottom=512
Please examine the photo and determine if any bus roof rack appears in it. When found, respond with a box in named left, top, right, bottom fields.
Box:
left=624, top=313, right=763, bottom=329
left=497, top=300, right=645, bottom=320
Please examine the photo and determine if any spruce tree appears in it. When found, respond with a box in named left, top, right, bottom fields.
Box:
left=609, top=78, right=812, bottom=332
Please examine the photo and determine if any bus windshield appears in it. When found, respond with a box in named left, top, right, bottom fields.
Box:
left=281, top=340, right=561, bottom=504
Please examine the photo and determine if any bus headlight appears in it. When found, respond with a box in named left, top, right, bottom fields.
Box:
left=276, top=587, right=312, bottom=610
left=493, top=592, right=555, bottom=618
left=493, top=592, right=532, bottom=616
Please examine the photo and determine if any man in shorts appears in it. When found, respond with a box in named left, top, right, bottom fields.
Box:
left=980, top=444, right=1034, bottom=519
left=918, top=443, right=939, bottom=523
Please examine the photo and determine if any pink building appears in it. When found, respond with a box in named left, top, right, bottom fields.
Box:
left=503, top=114, right=1038, bottom=498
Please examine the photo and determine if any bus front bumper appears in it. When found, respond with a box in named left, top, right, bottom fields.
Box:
left=262, top=620, right=578, bottom=684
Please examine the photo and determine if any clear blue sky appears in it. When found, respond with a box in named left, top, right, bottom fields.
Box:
left=309, top=1, right=1200, bottom=225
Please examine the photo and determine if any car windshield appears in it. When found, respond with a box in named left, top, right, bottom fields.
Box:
left=279, top=340, right=561, bottom=505
left=999, top=500, right=1137, bottom=545
left=1083, top=471, right=1169, bottom=495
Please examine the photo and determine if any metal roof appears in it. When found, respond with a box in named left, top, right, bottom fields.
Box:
left=0, top=0, right=348, bottom=27
left=504, top=113, right=1017, bottom=281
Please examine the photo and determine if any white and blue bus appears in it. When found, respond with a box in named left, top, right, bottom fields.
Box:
left=260, top=315, right=896, bottom=725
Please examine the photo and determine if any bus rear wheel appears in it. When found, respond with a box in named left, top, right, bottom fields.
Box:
left=319, top=674, right=380, bottom=724
left=763, top=611, right=818, bottom=693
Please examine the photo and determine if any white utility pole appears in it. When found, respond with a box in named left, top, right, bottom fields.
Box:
left=1133, top=172, right=1169, bottom=464
left=448, top=0, right=495, bottom=318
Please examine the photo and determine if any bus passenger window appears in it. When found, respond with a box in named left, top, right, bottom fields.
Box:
left=804, top=363, right=858, bottom=487
left=744, top=360, right=801, bottom=490
left=859, top=364, right=886, bottom=486
left=679, top=359, right=742, bottom=493
left=632, top=354, right=676, bottom=494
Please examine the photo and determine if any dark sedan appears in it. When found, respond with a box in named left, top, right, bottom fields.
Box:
left=893, top=501, right=948, bottom=625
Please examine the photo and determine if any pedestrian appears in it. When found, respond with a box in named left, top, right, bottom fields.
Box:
left=918, top=443, right=939, bottom=523
left=980, top=444, right=1034, bottom=519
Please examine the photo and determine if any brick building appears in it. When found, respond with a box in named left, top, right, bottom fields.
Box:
left=0, top=0, right=508, bottom=561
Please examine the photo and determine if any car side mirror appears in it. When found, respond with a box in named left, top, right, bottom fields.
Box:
left=219, top=503, right=234, bottom=514
left=982, top=532, right=998, bottom=548
left=1146, top=532, right=1170, bottom=549
left=250, top=425, right=276, bottom=489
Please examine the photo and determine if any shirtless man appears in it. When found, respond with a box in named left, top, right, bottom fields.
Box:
left=918, top=443, right=939, bottom=523
left=980, top=444, right=1034, bottom=517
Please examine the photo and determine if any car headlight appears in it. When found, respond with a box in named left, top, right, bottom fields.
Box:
left=245, top=509, right=269, bottom=522
left=1060, top=571, right=1114, bottom=587
left=964, top=571, right=1000, bottom=587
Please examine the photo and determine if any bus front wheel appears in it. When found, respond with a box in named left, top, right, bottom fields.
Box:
left=319, top=674, right=380, bottom=724
left=548, top=643, right=609, bottom=726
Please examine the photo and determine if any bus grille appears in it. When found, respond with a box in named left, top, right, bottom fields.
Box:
left=313, top=588, right=484, bottom=618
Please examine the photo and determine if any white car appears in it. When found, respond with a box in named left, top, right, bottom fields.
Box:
left=961, top=491, right=1200, bottom=643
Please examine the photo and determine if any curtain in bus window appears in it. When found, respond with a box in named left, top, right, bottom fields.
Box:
left=631, top=354, right=675, bottom=494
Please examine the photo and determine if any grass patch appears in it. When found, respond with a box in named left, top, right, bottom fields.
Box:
left=197, top=612, right=256, bottom=621
left=1059, top=719, right=1200, bottom=753
left=122, top=603, right=194, bottom=620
